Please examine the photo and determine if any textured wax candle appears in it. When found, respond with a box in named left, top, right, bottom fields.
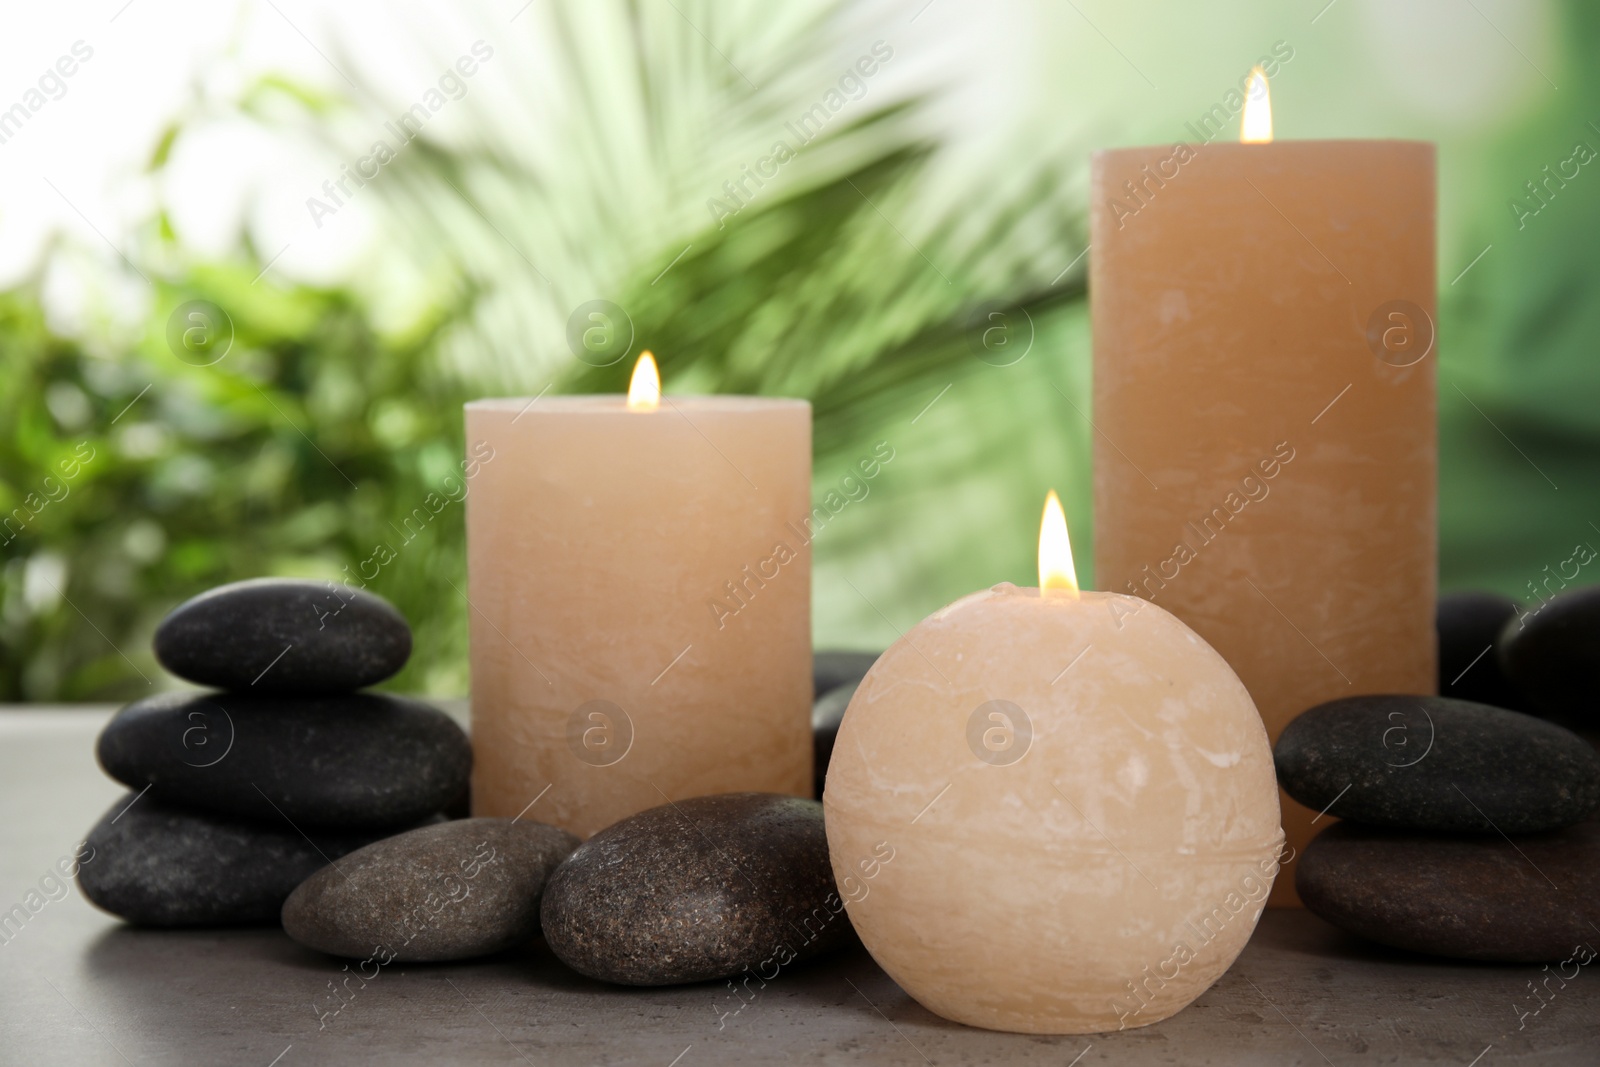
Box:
left=824, top=494, right=1283, bottom=1034
left=465, top=355, right=812, bottom=838
left=1090, top=76, right=1436, bottom=903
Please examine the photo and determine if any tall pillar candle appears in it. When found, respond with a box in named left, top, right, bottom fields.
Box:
left=464, top=360, right=813, bottom=837
left=1090, top=128, right=1436, bottom=903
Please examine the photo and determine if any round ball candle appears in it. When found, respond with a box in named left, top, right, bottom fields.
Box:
left=824, top=492, right=1284, bottom=1034
left=465, top=353, right=813, bottom=838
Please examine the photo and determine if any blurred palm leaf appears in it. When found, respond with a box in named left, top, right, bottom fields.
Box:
left=322, top=0, right=1094, bottom=645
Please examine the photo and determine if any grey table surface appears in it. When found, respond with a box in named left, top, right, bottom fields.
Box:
left=1, top=705, right=1595, bottom=1067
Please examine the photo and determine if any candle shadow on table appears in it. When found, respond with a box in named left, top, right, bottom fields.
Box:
left=688, top=942, right=996, bottom=1047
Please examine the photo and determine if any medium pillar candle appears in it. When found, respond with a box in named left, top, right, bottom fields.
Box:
left=464, top=363, right=812, bottom=838
left=1090, top=136, right=1437, bottom=903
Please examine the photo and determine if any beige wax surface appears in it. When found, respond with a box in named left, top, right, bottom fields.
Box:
left=1090, top=142, right=1437, bottom=904
left=465, top=396, right=812, bottom=838
left=823, top=584, right=1283, bottom=1035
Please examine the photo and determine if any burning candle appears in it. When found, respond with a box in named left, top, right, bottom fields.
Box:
left=465, top=353, right=813, bottom=837
left=824, top=493, right=1283, bottom=1034
left=1090, top=71, right=1436, bottom=902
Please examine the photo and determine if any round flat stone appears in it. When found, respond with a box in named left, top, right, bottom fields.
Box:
left=813, top=651, right=880, bottom=699
left=1437, top=591, right=1522, bottom=709
left=540, top=793, right=852, bottom=986
left=1275, top=695, right=1600, bottom=834
left=154, top=578, right=411, bottom=693
left=283, top=818, right=578, bottom=962
left=97, top=691, right=470, bottom=828
left=79, top=793, right=406, bottom=926
left=1298, top=820, right=1600, bottom=962
left=812, top=682, right=858, bottom=800
left=1500, top=584, right=1600, bottom=726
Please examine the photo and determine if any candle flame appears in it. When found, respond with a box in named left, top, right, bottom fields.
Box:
left=1240, top=66, right=1272, bottom=143
left=627, top=351, right=660, bottom=411
left=1038, top=490, right=1079, bottom=596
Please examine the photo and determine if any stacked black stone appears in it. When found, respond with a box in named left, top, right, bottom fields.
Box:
left=78, top=578, right=471, bottom=927
left=1275, top=586, right=1600, bottom=962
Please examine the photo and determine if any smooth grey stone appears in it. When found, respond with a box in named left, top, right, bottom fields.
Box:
left=540, top=793, right=851, bottom=986
left=813, top=651, right=879, bottom=699
left=812, top=682, right=858, bottom=799
left=79, top=793, right=403, bottom=927
left=282, top=818, right=579, bottom=962
left=1500, top=584, right=1600, bottom=726
left=1275, top=695, right=1600, bottom=834
left=1298, top=820, right=1600, bottom=962
left=1438, top=590, right=1522, bottom=709
left=97, top=691, right=470, bottom=828
left=154, top=578, right=411, bottom=693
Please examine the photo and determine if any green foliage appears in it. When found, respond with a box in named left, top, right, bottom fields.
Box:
left=5, top=0, right=1600, bottom=699
left=0, top=272, right=477, bottom=700
left=1436, top=0, right=1600, bottom=599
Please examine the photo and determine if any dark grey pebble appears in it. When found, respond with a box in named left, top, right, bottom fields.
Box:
left=1275, top=695, right=1600, bottom=834
left=97, top=691, right=470, bottom=828
left=540, top=793, right=852, bottom=986
left=1298, top=820, right=1600, bottom=962
left=78, top=793, right=407, bottom=926
left=282, top=818, right=578, bottom=962
left=1500, top=584, right=1600, bottom=726
left=813, top=650, right=879, bottom=699
left=812, top=682, right=858, bottom=799
left=1438, top=591, right=1522, bottom=709
left=154, top=578, right=411, bottom=693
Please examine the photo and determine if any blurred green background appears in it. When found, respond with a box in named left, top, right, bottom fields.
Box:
left=2, top=0, right=1596, bottom=701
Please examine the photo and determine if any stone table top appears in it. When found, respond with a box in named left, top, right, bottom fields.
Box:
left=1, top=704, right=1594, bottom=1066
